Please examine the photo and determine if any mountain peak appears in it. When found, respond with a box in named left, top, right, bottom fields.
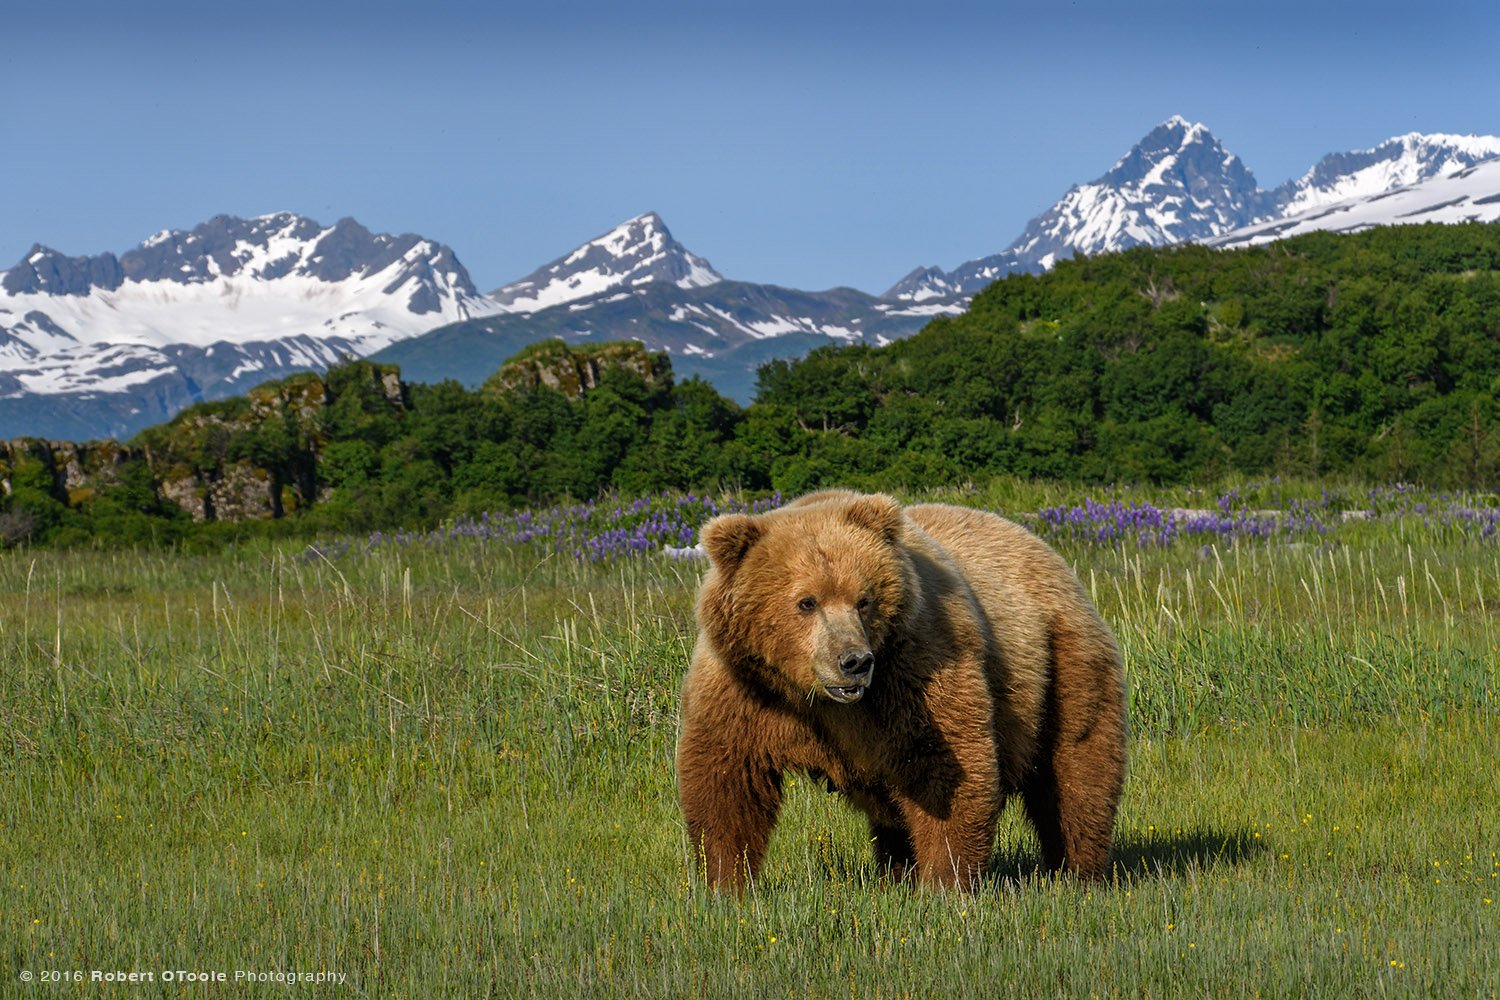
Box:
left=62, top=212, right=483, bottom=302
left=1102, top=117, right=1251, bottom=189
left=982, top=116, right=1259, bottom=273
left=1141, top=114, right=1207, bottom=145
left=3, top=244, right=125, bottom=296
left=1131, top=116, right=1218, bottom=158
left=491, top=212, right=722, bottom=314
left=565, top=212, right=669, bottom=266
left=628, top=210, right=666, bottom=227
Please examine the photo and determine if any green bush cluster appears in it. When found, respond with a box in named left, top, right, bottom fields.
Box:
left=310, top=360, right=749, bottom=529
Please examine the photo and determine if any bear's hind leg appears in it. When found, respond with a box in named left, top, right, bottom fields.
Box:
left=869, top=823, right=916, bottom=883
left=1021, top=726, right=1122, bottom=879
left=845, top=790, right=916, bottom=883
left=1021, top=619, right=1127, bottom=880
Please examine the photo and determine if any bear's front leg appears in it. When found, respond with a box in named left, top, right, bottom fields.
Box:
left=895, top=784, right=1002, bottom=890
left=676, top=727, right=783, bottom=891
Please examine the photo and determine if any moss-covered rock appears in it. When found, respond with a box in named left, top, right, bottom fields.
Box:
left=1, top=437, right=133, bottom=499
left=2, top=360, right=415, bottom=525
left=126, top=361, right=411, bottom=521
left=207, top=461, right=276, bottom=521
left=158, top=474, right=208, bottom=522
left=482, top=340, right=668, bottom=400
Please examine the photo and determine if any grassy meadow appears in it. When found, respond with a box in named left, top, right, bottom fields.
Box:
left=2, top=481, right=1498, bottom=998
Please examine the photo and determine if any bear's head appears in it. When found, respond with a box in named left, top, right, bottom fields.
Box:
left=695, top=492, right=917, bottom=706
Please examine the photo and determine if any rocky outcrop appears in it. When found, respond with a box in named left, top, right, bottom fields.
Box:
left=482, top=339, right=667, bottom=399
left=142, top=360, right=409, bottom=521
left=1, top=246, right=126, bottom=295
left=206, top=461, right=277, bottom=522
left=1, top=360, right=409, bottom=526
left=0, top=437, right=133, bottom=504
left=0, top=341, right=652, bottom=533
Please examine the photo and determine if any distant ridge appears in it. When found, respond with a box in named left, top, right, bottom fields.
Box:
left=7, top=121, right=1500, bottom=440
left=1208, top=157, right=1500, bottom=249
left=885, top=119, right=1500, bottom=301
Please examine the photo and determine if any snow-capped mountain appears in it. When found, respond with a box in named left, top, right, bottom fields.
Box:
left=1271, top=131, right=1500, bottom=219
left=886, top=117, right=1257, bottom=300
left=888, top=118, right=1500, bottom=301
left=490, top=212, right=722, bottom=313
left=0, top=213, right=498, bottom=439
left=1, top=209, right=943, bottom=436
left=881, top=265, right=969, bottom=304
left=999, top=116, right=1260, bottom=266
left=1208, top=156, right=1500, bottom=249
left=380, top=254, right=950, bottom=407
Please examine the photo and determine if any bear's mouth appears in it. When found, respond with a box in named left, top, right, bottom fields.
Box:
left=824, top=684, right=866, bottom=704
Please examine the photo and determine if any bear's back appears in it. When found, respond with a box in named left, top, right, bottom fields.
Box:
left=904, top=503, right=1086, bottom=621
left=904, top=503, right=1109, bottom=733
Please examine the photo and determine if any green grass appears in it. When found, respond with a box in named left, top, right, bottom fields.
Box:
left=2, top=499, right=1498, bottom=998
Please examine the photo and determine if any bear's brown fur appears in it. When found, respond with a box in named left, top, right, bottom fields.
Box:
left=676, top=490, right=1126, bottom=890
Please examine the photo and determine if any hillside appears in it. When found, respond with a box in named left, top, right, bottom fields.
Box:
left=373, top=277, right=945, bottom=403
left=767, top=222, right=1500, bottom=486
left=3, top=222, right=1500, bottom=547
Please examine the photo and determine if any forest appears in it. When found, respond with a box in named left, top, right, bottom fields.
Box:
left=3, top=221, right=1499, bottom=548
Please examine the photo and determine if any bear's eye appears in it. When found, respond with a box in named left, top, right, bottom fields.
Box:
left=797, top=596, right=817, bottom=613
left=857, top=595, right=872, bottom=612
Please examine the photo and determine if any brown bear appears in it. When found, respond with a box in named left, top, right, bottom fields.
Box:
left=676, top=490, right=1126, bottom=890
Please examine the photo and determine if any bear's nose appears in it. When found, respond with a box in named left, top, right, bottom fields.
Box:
left=838, top=649, right=874, bottom=680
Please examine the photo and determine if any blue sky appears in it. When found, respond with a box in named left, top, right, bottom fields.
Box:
left=5, top=0, right=1498, bottom=295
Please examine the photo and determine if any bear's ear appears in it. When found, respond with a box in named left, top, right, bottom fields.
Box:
left=700, top=513, right=763, bottom=574
left=845, top=493, right=904, bottom=545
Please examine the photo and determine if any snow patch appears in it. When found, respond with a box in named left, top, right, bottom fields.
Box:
left=883, top=302, right=968, bottom=317
left=1208, top=157, right=1500, bottom=249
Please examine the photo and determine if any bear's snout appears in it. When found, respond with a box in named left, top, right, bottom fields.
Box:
left=820, top=645, right=874, bottom=704
left=838, top=649, right=874, bottom=681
